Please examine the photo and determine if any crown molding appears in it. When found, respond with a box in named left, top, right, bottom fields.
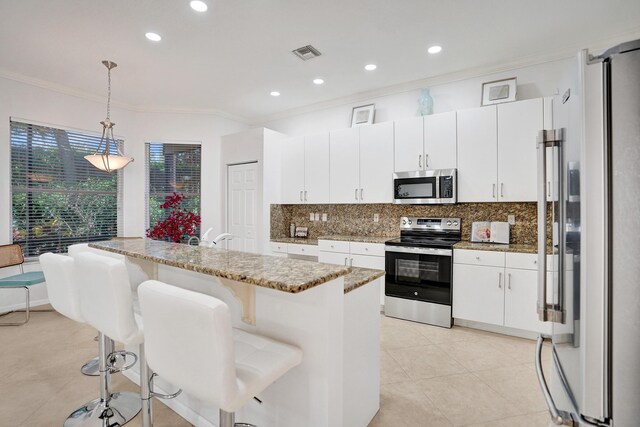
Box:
left=251, top=29, right=640, bottom=126
left=0, top=67, right=250, bottom=124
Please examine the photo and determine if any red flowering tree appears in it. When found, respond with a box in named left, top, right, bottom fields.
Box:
left=146, top=193, right=201, bottom=243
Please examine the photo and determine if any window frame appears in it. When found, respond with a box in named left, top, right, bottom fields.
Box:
left=9, top=118, right=124, bottom=257
left=144, top=140, right=202, bottom=233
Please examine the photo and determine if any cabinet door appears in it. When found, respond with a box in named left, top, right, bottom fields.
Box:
left=452, top=263, right=504, bottom=325
left=504, top=268, right=552, bottom=334
left=394, top=116, right=423, bottom=172
left=424, top=111, right=457, bottom=170
left=497, top=98, right=543, bottom=201
left=281, top=136, right=305, bottom=204
left=457, top=106, right=498, bottom=202
left=304, top=132, right=330, bottom=203
left=351, top=254, right=386, bottom=306
left=330, top=128, right=360, bottom=203
left=319, top=251, right=349, bottom=266
left=359, top=122, right=394, bottom=203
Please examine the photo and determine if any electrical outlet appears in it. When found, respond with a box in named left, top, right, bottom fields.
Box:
left=322, top=213, right=328, bottom=222
left=314, top=213, right=320, bottom=221
left=508, top=215, right=515, bottom=225
left=373, top=213, right=379, bottom=223
left=309, top=213, right=314, bottom=221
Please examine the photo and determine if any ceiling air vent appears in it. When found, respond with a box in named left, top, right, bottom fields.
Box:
left=292, top=45, right=322, bottom=61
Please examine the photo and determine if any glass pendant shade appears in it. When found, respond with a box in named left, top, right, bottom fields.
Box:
left=85, top=60, right=133, bottom=173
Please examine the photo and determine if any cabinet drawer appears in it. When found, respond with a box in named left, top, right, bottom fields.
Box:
left=287, top=243, right=318, bottom=257
left=454, top=249, right=505, bottom=267
left=350, top=242, right=385, bottom=257
left=506, top=253, right=538, bottom=270
left=270, top=242, right=288, bottom=254
left=318, top=240, right=350, bottom=253
left=350, top=254, right=385, bottom=270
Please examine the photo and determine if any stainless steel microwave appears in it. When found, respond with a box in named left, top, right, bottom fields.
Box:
left=393, top=169, right=457, bottom=204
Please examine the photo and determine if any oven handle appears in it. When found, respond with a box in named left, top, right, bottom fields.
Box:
left=385, top=246, right=452, bottom=257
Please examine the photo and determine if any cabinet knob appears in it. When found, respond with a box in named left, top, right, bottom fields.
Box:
left=301, top=248, right=305, bottom=251
left=365, top=248, right=368, bottom=251
left=476, top=256, right=480, bottom=260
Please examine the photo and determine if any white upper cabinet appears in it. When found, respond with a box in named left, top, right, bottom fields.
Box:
left=359, top=122, right=394, bottom=203
left=424, top=111, right=457, bottom=170
left=281, top=133, right=329, bottom=204
left=457, top=105, right=498, bottom=202
left=394, top=116, right=424, bottom=172
left=330, top=127, right=360, bottom=203
left=281, top=136, right=305, bottom=204
left=304, top=132, right=330, bottom=204
left=394, top=113, right=457, bottom=173
left=497, top=98, right=544, bottom=202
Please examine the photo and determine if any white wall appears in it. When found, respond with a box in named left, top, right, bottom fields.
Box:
left=0, top=76, right=247, bottom=310
left=262, top=58, right=573, bottom=136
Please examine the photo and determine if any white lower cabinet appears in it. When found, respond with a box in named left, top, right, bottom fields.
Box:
left=319, top=240, right=386, bottom=305
left=453, top=264, right=505, bottom=325
left=453, top=249, right=551, bottom=334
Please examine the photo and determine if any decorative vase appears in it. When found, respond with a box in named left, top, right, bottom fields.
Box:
left=418, top=89, right=434, bottom=116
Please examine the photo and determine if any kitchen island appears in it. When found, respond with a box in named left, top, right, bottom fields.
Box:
left=89, top=239, right=383, bottom=427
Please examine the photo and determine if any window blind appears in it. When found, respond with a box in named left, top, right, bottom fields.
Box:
left=145, top=142, right=201, bottom=232
left=10, top=120, right=122, bottom=257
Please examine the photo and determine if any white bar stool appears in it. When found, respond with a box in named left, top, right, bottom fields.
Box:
left=137, top=280, right=303, bottom=427
left=68, top=243, right=147, bottom=376
left=71, top=252, right=144, bottom=427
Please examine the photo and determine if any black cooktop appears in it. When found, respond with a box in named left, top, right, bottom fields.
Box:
left=385, top=235, right=460, bottom=249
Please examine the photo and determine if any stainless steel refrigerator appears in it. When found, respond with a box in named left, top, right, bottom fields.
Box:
left=535, top=39, right=640, bottom=426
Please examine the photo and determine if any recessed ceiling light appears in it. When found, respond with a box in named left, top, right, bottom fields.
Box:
left=270, top=91, right=280, bottom=97
left=427, top=45, right=442, bottom=54
left=364, top=64, right=377, bottom=71
left=145, top=32, right=162, bottom=42
left=313, top=78, right=324, bottom=85
left=189, top=1, right=208, bottom=12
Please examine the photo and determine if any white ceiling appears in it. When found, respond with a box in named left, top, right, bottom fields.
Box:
left=1, top=0, right=639, bottom=122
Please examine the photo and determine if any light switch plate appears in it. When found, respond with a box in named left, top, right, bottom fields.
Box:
left=508, top=215, right=515, bottom=225
left=314, top=213, right=320, bottom=221
left=322, top=213, right=328, bottom=222
left=373, top=213, right=379, bottom=223
left=309, top=213, right=315, bottom=221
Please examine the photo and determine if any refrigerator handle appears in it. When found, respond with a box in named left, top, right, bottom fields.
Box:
left=536, top=129, right=565, bottom=323
left=535, top=336, right=577, bottom=426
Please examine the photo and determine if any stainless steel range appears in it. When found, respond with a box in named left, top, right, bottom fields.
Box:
left=384, top=217, right=461, bottom=328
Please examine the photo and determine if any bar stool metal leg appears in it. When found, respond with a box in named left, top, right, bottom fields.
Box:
left=63, top=333, right=141, bottom=427
left=140, top=343, right=152, bottom=427
left=219, top=409, right=257, bottom=427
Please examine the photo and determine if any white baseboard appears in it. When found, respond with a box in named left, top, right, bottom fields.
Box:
left=0, top=298, right=50, bottom=314
left=453, top=318, right=540, bottom=340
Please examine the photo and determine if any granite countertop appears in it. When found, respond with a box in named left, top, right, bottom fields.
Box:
left=271, top=237, right=319, bottom=245
left=318, top=235, right=396, bottom=244
left=342, top=267, right=385, bottom=294
left=454, top=241, right=538, bottom=254
left=89, top=239, right=350, bottom=293
left=271, top=235, right=396, bottom=245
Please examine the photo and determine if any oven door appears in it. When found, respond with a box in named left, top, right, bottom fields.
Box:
left=385, top=246, right=452, bottom=305
left=393, top=175, right=438, bottom=204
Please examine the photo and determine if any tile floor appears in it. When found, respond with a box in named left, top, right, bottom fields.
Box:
left=0, top=307, right=551, bottom=426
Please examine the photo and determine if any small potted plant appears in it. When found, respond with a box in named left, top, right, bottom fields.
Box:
left=146, top=192, right=201, bottom=243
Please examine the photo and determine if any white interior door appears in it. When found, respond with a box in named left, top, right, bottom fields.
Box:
left=228, top=162, right=258, bottom=253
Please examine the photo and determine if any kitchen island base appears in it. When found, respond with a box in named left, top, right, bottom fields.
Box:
left=122, top=263, right=380, bottom=427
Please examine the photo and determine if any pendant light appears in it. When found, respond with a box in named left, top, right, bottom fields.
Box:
left=84, top=60, right=133, bottom=172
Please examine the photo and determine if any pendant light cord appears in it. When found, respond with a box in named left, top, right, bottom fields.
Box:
left=106, top=65, right=111, bottom=122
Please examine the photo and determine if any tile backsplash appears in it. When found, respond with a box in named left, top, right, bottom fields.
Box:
left=271, top=202, right=544, bottom=245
